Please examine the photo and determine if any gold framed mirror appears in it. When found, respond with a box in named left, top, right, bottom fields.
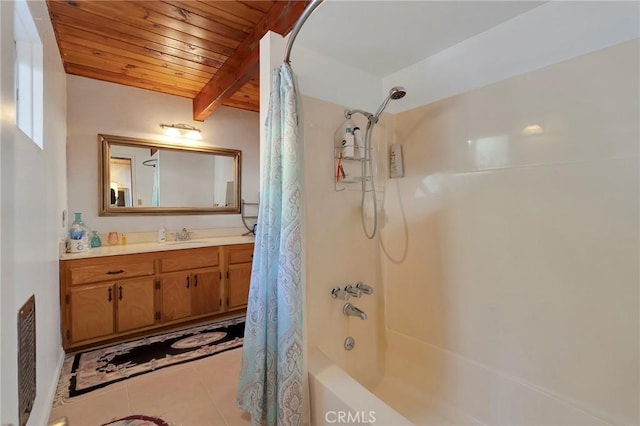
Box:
left=98, top=134, right=241, bottom=216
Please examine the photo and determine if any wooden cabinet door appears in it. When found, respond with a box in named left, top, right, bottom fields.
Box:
left=116, top=277, right=156, bottom=333
left=160, top=274, right=192, bottom=322
left=70, top=283, right=114, bottom=342
left=192, top=270, right=222, bottom=316
left=227, top=263, right=252, bottom=310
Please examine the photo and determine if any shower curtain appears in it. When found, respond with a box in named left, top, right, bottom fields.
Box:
left=237, top=63, right=305, bottom=426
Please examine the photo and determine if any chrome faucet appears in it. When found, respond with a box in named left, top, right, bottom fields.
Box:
left=175, top=228, right=191, bottom=241
left=343, top=303, right=367, bottom=320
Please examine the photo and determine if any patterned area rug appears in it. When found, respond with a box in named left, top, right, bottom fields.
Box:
left=54, top=316, right=245, bottom=406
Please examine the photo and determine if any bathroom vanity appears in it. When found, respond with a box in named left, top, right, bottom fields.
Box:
left=59, top=239, right=253, bottom=352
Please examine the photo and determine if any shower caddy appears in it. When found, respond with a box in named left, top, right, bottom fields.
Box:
left=334, top=120, right=371, bottom=192
left=334, top=148, right=372, bottom=191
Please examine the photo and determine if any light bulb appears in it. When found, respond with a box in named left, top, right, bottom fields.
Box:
left=186, top=129, right=202, bottom=140
left=163, top=127, right=180, bottom=137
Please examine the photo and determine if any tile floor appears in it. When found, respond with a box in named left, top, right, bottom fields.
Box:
left=48, top=347, right=251, bottom=426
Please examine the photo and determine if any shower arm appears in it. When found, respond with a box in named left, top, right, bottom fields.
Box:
left=284, top=0, right=325, bottom=65
left=344, top=109, right=377, bottom=124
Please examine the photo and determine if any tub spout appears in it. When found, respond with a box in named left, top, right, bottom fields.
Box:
left=343, top=303, right=367, bottom=320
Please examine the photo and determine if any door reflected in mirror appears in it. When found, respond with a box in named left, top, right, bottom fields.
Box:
left=99, top=134, right=241, bottom=216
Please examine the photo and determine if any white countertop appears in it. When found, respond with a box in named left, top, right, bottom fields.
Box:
left=60, top=235, right=255, bottom=260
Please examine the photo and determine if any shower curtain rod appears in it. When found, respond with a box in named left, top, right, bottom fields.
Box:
left=284, top=0, right=324, bottom=65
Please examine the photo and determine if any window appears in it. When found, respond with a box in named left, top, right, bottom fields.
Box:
left=14, top=0, right=43, bottom=149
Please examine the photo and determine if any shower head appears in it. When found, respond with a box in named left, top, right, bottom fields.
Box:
left=389, top=86, right=407, bottom=100
left=374, top=86, right=407, bottom=120
left=344, top=86, right=407, bottom=124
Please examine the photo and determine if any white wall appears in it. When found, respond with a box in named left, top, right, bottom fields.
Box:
left=289, top=2, right=639, bottom=119
left=290, top=44, right=382, bottom=117
left=383, top=1, right=640, bottom=114
left=66, top=75, right=260, bottom=234
left=0, top=0, right=68, bottom=424
left=384, top=40, right=639, bottom=425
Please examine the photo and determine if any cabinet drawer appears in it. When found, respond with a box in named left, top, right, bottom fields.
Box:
left=159, top=247, right=219, bottom=273
left=69, top=259, right=154, bottom=285
left=228, top=244, right=254, bottom=264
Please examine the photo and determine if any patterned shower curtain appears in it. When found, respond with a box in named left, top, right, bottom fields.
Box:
left=237, top=63, right=305, bottom=426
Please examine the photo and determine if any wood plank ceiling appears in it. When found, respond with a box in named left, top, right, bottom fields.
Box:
left=46, top=1, right=309, bottom=121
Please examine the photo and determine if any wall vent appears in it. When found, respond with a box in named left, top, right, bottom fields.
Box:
left=18, top=295, right=36, bottom=426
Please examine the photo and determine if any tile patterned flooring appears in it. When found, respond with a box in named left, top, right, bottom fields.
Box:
left=48, top=347, right=251, bottom=426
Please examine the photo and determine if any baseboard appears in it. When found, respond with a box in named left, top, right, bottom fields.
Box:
left=31, top=348, right=65, bottom=426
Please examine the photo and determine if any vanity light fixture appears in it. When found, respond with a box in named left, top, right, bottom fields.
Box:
left=160, top=123, right=202, bottom=140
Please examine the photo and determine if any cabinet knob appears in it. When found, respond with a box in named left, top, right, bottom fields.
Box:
left=194, top=275, right=198, bottom=287
left=107, top=269, right=125, bottom=275
left=118, top=286, right=123, bottom=300
left=186, top=276, right=190, bottom=288
left=108, top=287, right=112, bottom=302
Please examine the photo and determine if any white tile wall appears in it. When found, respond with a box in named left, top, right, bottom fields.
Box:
left=383, top=40, right=639, bottom=425
left=302, top=96, right=391, bottom=389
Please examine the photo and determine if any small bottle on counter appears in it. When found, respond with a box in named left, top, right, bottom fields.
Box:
left=108, top=232, right=119, bottom=245
left=90, top=230, right=102, bottom=248
left=158, top=224, right=166, bottom=243
left=121, top=233, right=127, bottom=245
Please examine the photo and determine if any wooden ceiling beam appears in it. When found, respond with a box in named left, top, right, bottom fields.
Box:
left=192, top=0, right=310, bottom=121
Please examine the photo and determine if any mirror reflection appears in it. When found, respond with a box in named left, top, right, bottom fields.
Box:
left=99, top=134, right=241, bottom=216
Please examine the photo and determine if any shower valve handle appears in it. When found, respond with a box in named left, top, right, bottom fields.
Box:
left=345, top=285, right=362, bottom=298
left=355, top=282, right=373, bottom=295
left=331, top=287, right=350, bottom=301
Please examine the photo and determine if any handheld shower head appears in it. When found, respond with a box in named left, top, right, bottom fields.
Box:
left=348, top=86, right=407, bottom=240
left=374, top=86, right=407, bottom=119
left=389, top=86, right=407, bottom=100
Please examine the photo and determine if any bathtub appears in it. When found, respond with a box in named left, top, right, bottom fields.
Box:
left=308, top=348, right=412, bottom=426
left=308, top=343, right=481, bottom=426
